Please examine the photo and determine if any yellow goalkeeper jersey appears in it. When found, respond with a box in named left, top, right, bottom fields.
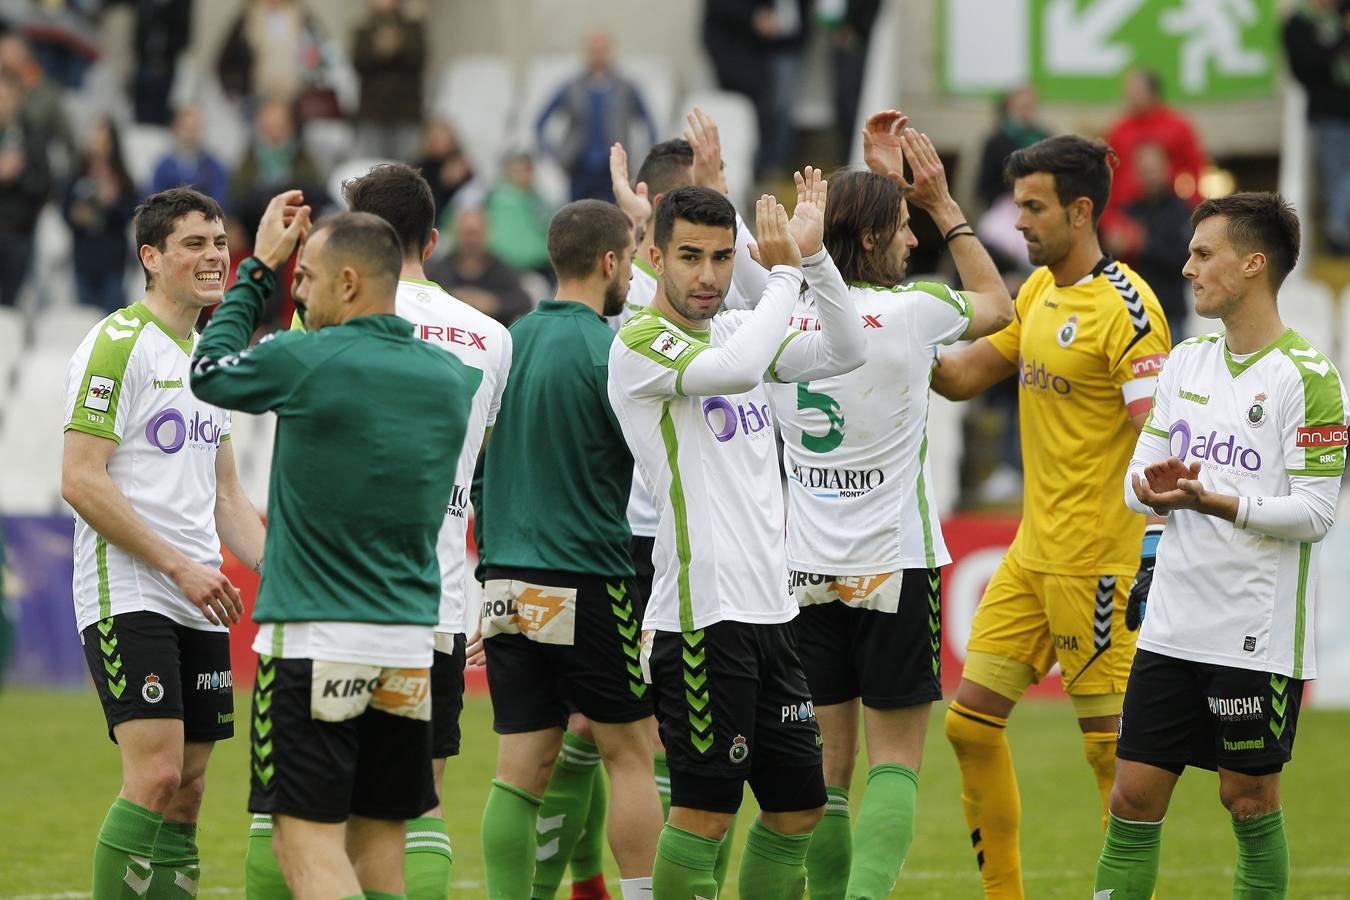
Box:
left=986, top=258, right=1171, bottom=576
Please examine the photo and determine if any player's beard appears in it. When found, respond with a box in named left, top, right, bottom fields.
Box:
left=602, top=272, right=627, bottom=317
left=662, top=273, right=722, bottom=323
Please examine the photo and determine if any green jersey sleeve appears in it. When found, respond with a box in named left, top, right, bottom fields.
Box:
left=65, top=310, right=148, bottom=444
left=190, top=257, right=310, bottom=413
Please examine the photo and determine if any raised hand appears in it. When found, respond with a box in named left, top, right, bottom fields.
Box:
left=753, top=193, right=802, bottom=271
left=785, top=167, right=828, bottom=258
left=861, top=109, right=909, bottom=181
left=609, top=142, right=651, bottom=228
left=254, top=189, right=311, bottom=271
left=896, top=129, right=954, bottom=213
left=685, top=106, right=729, bottom=196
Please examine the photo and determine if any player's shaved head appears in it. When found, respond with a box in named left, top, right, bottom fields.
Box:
left=824, top=169, right=911, bottom=286
left=654, top=186, right=736, bottom=251
left=636, top=139, right=695, bottom=204
left=342, top=163, right=436, bottom=259
left=1006, top=135, right=1116, bottom=225
left=309, top=212, right=404, bottom=288
left=1191, top=192, right=1301, bottom=291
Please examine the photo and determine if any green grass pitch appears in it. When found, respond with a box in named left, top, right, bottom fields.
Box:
left=2, top=688, right=1348, bottom=898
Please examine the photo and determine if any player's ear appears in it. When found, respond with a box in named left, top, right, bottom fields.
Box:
left=139, top=244, right=160, bottom=283
left=1073, top=197, right=1094, bottom=229
left=423, top=228, right=439, bottom=263
left=1243, top=250, right=1267, bottom=281
left=649, top=242, right=664, bottom=275
left=341, top=265, right=360, bottom=302
left=861, top=230, right=876, bottom=252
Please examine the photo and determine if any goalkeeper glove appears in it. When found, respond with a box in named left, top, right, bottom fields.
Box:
left=1126, top=524, right=1163, bottom=631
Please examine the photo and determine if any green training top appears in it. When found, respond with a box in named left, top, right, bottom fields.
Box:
left=480, top=299, right=634, bottom=578
left=190, top=257, right=474, bottom=626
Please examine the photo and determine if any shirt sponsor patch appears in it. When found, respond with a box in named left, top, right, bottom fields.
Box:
left=1130, top=353, right=1168, bottom=377
left=1295, top=425, right=1349, bottom=447
left=651, top=331, right=691, bottom=361
left=83, top=376, right=115, bottom=412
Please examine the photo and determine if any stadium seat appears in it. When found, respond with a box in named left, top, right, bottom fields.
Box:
left=617, top=53, right=677, bottom=149
left=303, top=119, right=357, bottom=175
left=432, top=54, right=516, bottom=181
left=1279, top=275, right=1336, bottom=360
left=33, top=306, right=108, bottom=355
left=0, top=348, right=74, bottom=514
left=122, top=124, right=174, bottom=192
left=676, top=91, right=758, bottom=210
left=231, top=411, right=275, bottom=510
left=0, top=305, right=26, bottom=368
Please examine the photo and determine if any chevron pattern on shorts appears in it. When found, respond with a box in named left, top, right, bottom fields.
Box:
left=96, top=616, right=128, bottom=700
left=1269, top=674, right=1290, bottom=740
left=1094, top=576, right=1117, bottom=651
left=608, top=581, right=647, bottom=700
left=682, top=629, right=713, bottom=754
left=1103, top=262, right=1152, bottom=336
left=927, top=569, right=942, bottom=678
left=251, top=656, right=276, bottom=787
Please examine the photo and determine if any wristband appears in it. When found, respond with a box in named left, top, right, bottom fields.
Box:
left=944, top=230, right=977, bottom=245
left=941, top=221, right=971, bottom=242
left=1141, top=524, right=1164, bottom=558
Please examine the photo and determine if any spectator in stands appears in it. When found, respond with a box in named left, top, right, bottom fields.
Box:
left=351, top=0, right=425, bottom=162
left=428, top=207, right=534, bottom=327
left=1107, top=142, right=1193, bottom=342
left=229, top=99, right=325, bottom=235
left=754, top=0, right=810, bottom=176
left=1103, top=68, right=1206, bottom=215
left=1283, top=0, right=1350, bottom=256
left=0, top=31, right=74, bottom=175
left=150, top=105, right=230, bottom=207
left=217, top=0, right=341, bottom=121
left=976, top=86, right=1051, bottom=211
left=535, top=30, right=656, bottom=202
left=130, top=0, right=192, bottom=125
left=823, top=0, right=882, bottom=163
left=485, top=151, right=554, bottom=283
left=702, top=3, right=770, bottom=170
left=63, top=118, right=137, bottom=313
left=0, top=72, right=50, bottom=308
left=416, top=119, right=475, bottom=223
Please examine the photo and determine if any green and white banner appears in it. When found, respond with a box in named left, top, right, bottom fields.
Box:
left=940, top=0, right=1279, bottom=102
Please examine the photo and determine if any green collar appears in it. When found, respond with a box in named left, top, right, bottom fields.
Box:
left=1224, top=328, right=1295, bottom=378
left=537, top=299, right=604, bottom=319
left=131, top=301, right=195, bottom=355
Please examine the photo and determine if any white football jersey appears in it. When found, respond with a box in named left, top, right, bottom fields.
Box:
left=397, top=279, right=512, bottom=634
left=1135, top=329, right=1346, bottom=678
left=611, top=260, right=661, bottom=538
left=64, top=302, right=232, bottom=632
left=609, top=307, right=793, bottom=631
left=771, top=281, right=970, bottom=578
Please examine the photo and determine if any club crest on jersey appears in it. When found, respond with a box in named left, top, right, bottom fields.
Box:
left=1056, top=315, right=1079, bottom=348
left=84, top=376, right=115, bottom=412
left=142, top=673, right=164, bottom=703
left=729, top=734, right=749, bottom=764
left=651, top=331, right=690, bottom=361
left=1247, top=393, right=1268, bottom=428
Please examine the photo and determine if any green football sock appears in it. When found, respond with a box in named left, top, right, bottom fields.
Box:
left=244, top=814, right=290, bottom=899
left=533, top=732, right=601, bottom=897
left=1233, top=810, right=1289, bottom=898
left=713, top=805, right=739, bottom=891
left=568, top=762, right=608, bottom=883
left=806, top=786, right=851, bottom=900
left=483, top=778, right=543, bottom=899
left=738, top=819, right=811, bottom=899
left=1093, top=814, right=1163, bottom=899
left=846, top=764, right=918, bottom=898
left=147, top=820, right=199, bottom=898
left=652, top=824, right=720, bottom=899
left=404, top=815, right=452, bottom=900
left=93, top=797, right=161, bottom=898
left=653, top=752, right=672, bottom=818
